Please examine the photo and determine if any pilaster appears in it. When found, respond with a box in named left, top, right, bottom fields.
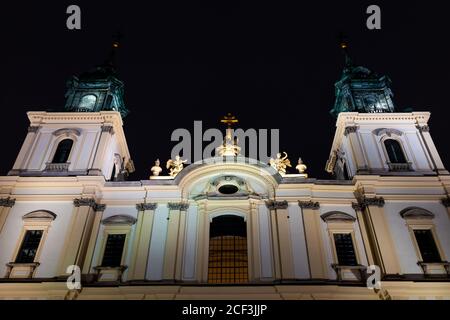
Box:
left=0, top=197, right=16, bottom=234
left=265, top=200, right=294, bottom=280
left=356, top=195, right=401, bottom=275
left=58, top=198, right=102, bottom=275
left=163, top=202, right=189, bottom=280
left=128, top=203, right=158, bottom=279
left=299, top=200, right=328, bottom=279
left=89, top=125, right=114, bottom=175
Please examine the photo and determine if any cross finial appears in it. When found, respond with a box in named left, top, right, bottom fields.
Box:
left=220, top=113, right=238, bottom=128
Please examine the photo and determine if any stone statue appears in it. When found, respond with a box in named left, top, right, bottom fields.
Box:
left=166, top=155, right=187, bottom=177
left=112, top=154, right=121, bottom=179
left=150, top=159, right=162, bottom=176
left=269, top=152, right=291, bottom=175
left=295, top=158, right=307, bottom=174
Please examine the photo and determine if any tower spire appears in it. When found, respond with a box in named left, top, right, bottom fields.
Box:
left=105, top=31, right=123, bottom=68
left=338, top=33, right=353, bottom=69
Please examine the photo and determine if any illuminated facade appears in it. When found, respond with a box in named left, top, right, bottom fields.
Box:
left=0, top=51, right=450, bottom=300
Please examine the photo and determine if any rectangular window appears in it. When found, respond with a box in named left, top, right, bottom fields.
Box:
left=15, top=230, right=43, bottom=263
left=413, top=229, right=441, bottom=263
left=333, top=233, right=358, bottom=266
left=101, top=234, right=126, bottom=267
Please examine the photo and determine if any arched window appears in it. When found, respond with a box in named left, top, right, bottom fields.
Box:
left=208, top=215, right=248, bottom=283
left=79, top=94, right=97, bottom=110
left=384, top=139, right=407, bottom=163
left=52, top=139, right=73, bottom=163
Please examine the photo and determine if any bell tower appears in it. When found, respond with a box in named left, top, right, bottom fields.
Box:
left=64, top=34, right=129, bottom=118
left=8, top=36, right=134, bottom=180
left=326, top=40, right=448, bottom=179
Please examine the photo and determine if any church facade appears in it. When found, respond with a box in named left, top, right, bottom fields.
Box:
left=0, top=46, right=449, bottom=300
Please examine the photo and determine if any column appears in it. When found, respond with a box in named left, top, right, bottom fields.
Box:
left=163, top=202, right=189, bottom=280
left=82, top=204, right=106, bottom=274
left=352, top=202, right=375, bottom=266
left=344, top=126, right=367, bottom=173
left=299, top=200, right=328, bottom=279
left=128, top=203, right=157, bottom=280
left=89, top=125, right=114, bottom=176
left=358, top=196, right=401, bottom=275
left=58, top=198, right=99, bottom=275
left=0, top=197, right=16, bottom=234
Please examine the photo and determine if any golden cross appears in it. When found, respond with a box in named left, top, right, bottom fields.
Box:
left=220, top=113, right=238, bottom=127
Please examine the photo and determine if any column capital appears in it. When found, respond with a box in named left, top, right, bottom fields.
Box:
left=344, top=126, right=358, bottom=136
left=351, top=202, right=365, bottom=211
left=136, top=203, right=158, bottom=211
left=441, top=197, right=450, bottom=208
left=101, top=125, right=115, bottom=134
left=0, top=197, right=16, bottom=208
left=356, top=196, right=385, bottom=208
left=298, top=200, right=320, bottom=209
left=73, top=198, right=105, bottom=211
left=28, top=126, right=40, bottom=133
left=168, top=202, right=189, bottom=211
left=416, top=125, right=430, bottom=133
left=265, top=200, right=288, bottom=210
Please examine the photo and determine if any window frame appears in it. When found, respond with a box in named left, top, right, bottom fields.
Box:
left=381, top=137, right=409, bottom=164
left=7, top=211, right=56, bottom=278
left=407, top=221, right=445, bottom=264
left=97, top=226, right=131, bottom=269
left=51, top=138, right=74, bottom=164
left=48, top=135, right=77, bottom=166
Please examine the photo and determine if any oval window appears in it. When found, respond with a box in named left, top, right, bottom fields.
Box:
left=218, top=184, right=239, bottom=195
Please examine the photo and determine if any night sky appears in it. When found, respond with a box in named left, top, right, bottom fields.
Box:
left=1, top=1, right=449, bottom=180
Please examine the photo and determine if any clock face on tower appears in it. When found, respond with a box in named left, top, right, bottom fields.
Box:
left=78, top=94, right=97, bottom=111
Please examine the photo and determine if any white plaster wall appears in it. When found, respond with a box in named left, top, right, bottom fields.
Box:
left=27, top=132, right=52, bottom=170
left=146, top=204, right=169, bottom=280
left=72, top=129, right=100, bottom=170
left=383, top=201, right=450, bottom=274
left=288, top=204, right=309, bottom=279
left=0, top=201, right=74, bottom=278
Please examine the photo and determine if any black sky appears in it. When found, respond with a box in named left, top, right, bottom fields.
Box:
left=1, top=1, right=449, bottom=180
